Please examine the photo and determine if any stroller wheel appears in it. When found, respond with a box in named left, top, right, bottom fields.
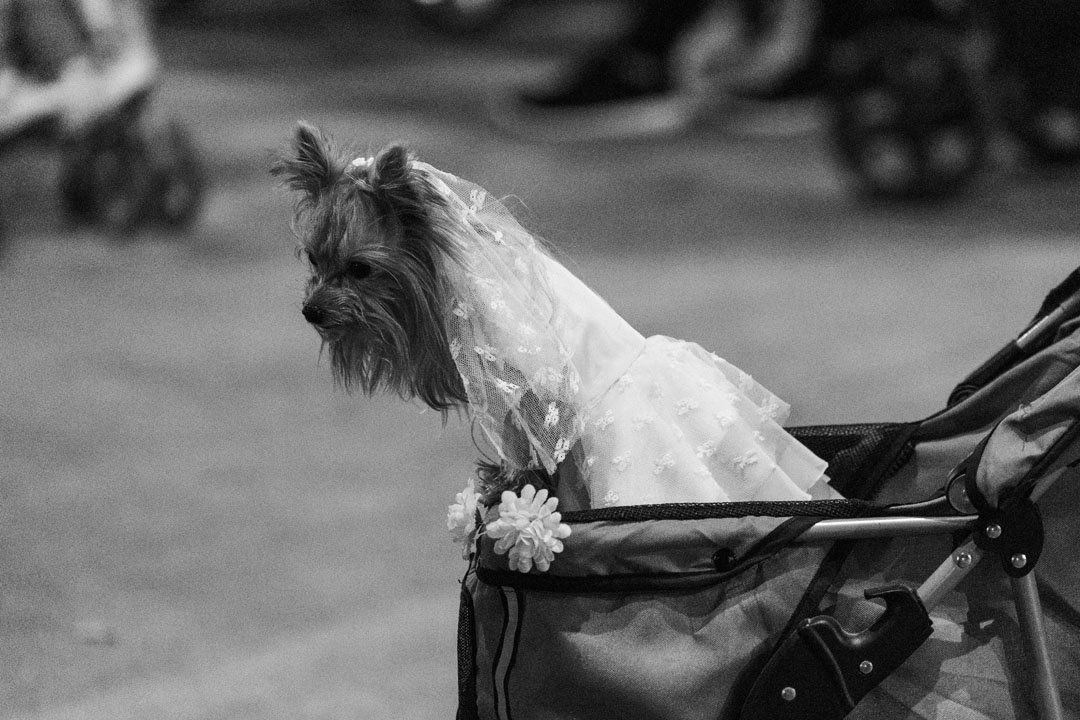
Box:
left=61, top=129, right=154, bottom=232
left=1014, top=103, right=1080, bottom=163
left=826, top=21, right=988, bottom=199
left=148, top=122, right=206, bottom=229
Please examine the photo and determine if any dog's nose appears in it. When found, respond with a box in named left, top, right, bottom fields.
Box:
left=302, top=303, right=325, bottom=325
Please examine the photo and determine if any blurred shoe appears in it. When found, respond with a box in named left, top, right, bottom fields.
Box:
left=493, top=45, right=697, bottom=141
left=726, top=0, right=822, bottom=101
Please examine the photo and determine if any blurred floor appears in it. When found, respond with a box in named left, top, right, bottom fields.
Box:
left=1, top=2, right=1078, bottom=719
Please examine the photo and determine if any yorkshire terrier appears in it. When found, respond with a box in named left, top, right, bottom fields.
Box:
left=275, top=122, right=828, bottom=513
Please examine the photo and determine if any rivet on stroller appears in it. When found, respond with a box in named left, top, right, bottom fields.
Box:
left=456, top=267, right=1080, bottom=720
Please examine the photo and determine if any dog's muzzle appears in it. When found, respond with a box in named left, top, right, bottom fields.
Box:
left=302, top=302, right=326, bottom=325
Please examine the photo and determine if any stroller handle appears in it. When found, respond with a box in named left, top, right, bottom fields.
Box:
left=949, top=285, right=1080, bottom=406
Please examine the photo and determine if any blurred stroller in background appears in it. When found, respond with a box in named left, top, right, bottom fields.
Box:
left=410, top=0, right=1080, bottom=201
left=818, top=0, right=1080, bottom=199
left=0, top=0, right=204, bottom=234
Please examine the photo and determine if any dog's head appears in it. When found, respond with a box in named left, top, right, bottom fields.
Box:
left=273, top=122, right=466, bottom=411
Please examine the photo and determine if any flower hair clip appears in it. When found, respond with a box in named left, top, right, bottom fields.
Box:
left=349, top=156, right=375, bottom=171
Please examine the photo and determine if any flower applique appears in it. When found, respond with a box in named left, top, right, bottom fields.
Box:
left=631, top=414, right=656, bottom=430
left=757, top=397, right=783, bottom=422
left=495, top=379, right=520, bottom=396
left=675, top=398, right=700, bottom=416
left=733, top=451, right=759, bottom=474
left=553, top=438, right=572, bottom=463
left=544, top=402, right=560, bottom=428
left=696, top=440, right=719, bottom=459
left=594, top=410, right=615, bottom=431
left=447, top=479, right=484, bottom=558
left=449, top=337, right=462, bottom=360
left=453, top=300, right=470, bottom=319
left=486, top=485, right=572, bottom=573
left=474, top=345, right=498, bottom=363
left=612, top=453, right=632, bottom=472
left=653, top=453, right=676, bottom=475
left=601, top=489, right=620, bottom=507
left=615, top=374, right=635, bottom=393
left=469, top=188, right=487, bottom=214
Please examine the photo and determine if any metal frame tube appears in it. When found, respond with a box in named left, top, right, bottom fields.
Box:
left=1012, top=573, right=1065, bottom=720
left=795, top=515, right=976, bottom=542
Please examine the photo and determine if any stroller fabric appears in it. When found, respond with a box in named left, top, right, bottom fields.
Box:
left=456, top=270, right=1080, bottom=720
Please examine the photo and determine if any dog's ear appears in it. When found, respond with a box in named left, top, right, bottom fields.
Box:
left=371, top=145, right=415, bottom=197
left=272, top=121, right=340, bottom=199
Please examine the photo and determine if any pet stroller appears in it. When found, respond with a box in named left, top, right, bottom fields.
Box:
left=456, top=265, right=1080, bottom=720
left=816, top=0, right=1080, bottom=199
left=0, top=0, right=204, bottom=232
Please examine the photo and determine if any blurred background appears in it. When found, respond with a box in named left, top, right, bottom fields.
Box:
left=0, top=1, right=1077, bottom=718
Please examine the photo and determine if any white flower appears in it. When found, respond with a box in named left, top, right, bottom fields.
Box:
left=495, top=379, right=520, bottom=396
left=612, top=452, right=632, bottom=472
left=453, top=301, right=470, bottom=319
left=544, top=402, right=560, bottom=428
left=631, top=414, right=656, bottom=430
left=653, top=452, right=676, bottom=475
left=469, top=188, right=487, bottom=213
left=593, top=410, right=615, bottom=431
left=447, top=479, right=484, bottom=558
left=449, top=337, right=462, bottom=360
left=757, top=397, right=782, bottom=422
left=675, top=398, right=700, bottom=416
left=696, top=440, right=718, bottom=459
left=733, top=451, right=759, bottom=473
left=601, top=490, right=620, bottom=507
left=486, top=485, right=571, bottom=573
left=553, top=438, right=572, bottom=463
left=474, top=345, right=498, bottom=363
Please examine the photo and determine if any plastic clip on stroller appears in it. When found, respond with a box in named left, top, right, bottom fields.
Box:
left=741, top=585, right=932, bottom=720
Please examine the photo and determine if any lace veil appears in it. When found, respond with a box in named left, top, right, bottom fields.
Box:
left=410, top=161, right=644, bottom=474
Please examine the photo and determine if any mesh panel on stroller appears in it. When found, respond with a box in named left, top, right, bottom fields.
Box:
left=456, top=267, right=1080, bottom=720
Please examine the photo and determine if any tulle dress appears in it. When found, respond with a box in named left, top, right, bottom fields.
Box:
left=536, top=254, right=829, bottom=508
left=420, top=162, right=829, bottom=509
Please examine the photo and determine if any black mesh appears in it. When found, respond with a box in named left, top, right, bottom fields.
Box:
left=563, top=498, right=884, bottom=524
left=456, top=576, right=479, bottom=720
left=787, top=422, right=917, bottom=498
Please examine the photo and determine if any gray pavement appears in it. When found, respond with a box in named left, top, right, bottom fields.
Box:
left=1, top=3, right=1078, bottom=719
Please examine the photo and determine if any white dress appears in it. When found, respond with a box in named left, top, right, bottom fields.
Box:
left=420, top=161, right=828, bottom=508
left=538, top=254, right=828, bottom=507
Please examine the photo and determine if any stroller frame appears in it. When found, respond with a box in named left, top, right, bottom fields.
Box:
left=794, top=505, right=1063, bottom=720
left=459, top=267, right=1080, bottom=720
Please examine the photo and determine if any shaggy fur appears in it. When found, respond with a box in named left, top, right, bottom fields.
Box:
left=275, top=123, right=557, bottom=503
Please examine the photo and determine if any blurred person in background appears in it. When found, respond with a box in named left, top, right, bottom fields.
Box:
left=501, top=0, right=821, bottom=139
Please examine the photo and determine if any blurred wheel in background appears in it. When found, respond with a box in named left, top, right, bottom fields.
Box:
left=826, top=21, right=988, bottom=199
left=60, top=122, right=154, bottom=232
left=406, top=0, right=511, bottom=34
left=147, top=121, right=206, bottom=229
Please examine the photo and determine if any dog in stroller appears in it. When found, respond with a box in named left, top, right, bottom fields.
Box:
left=0, top=0, right=204, bottom=235
left=456, top=267, right=1080, bottom=719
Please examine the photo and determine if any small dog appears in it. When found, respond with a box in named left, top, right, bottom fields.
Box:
left=275, top=123, right=828, bottom=512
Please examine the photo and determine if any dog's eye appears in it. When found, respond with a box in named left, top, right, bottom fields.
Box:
left=348, top=260, right=372, bottom=279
